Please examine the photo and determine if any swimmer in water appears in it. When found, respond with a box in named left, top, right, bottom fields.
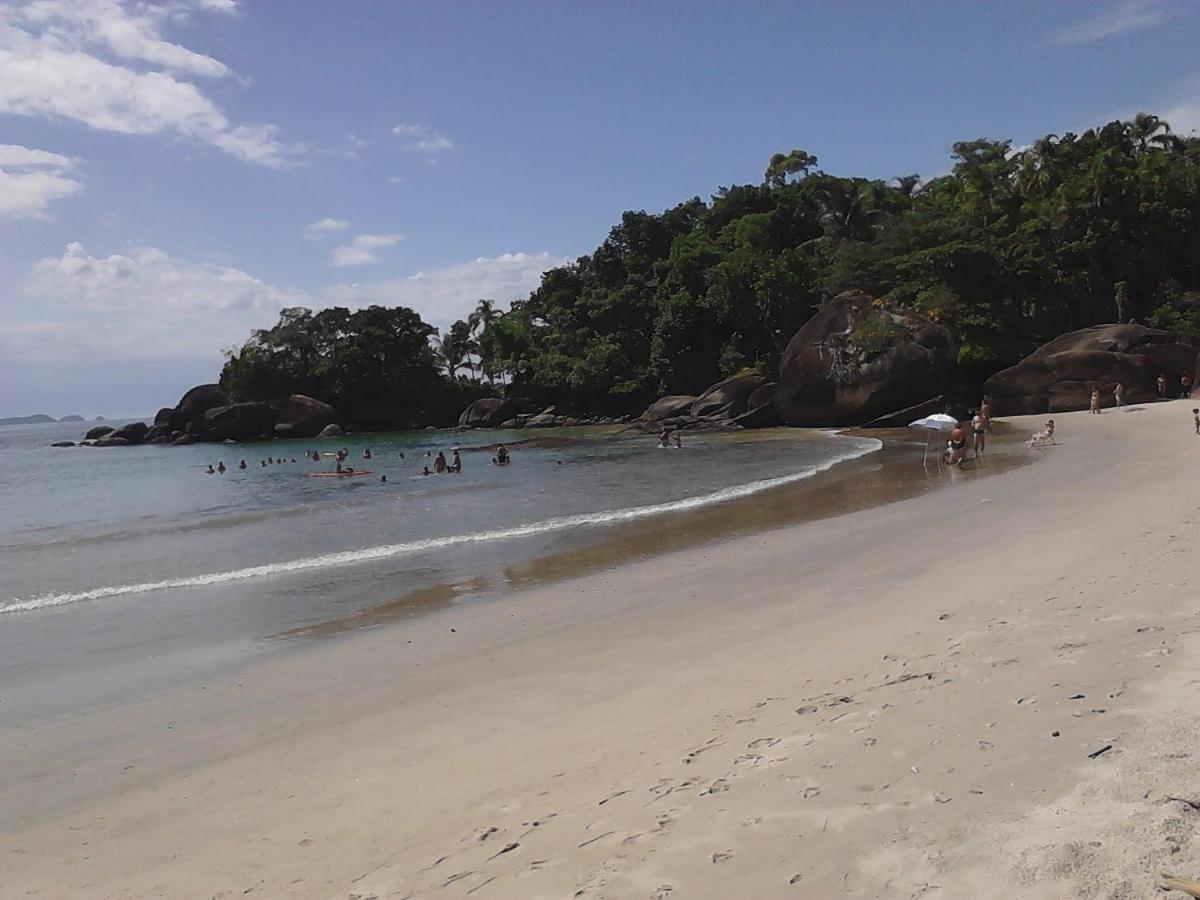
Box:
left=217, top=461, right=226, bottom=474
left=205, top=464, right=215, bottom=474
left=422, top=466, right=432, bottom=476
left=363, top=447, right=372, bottom=460
left=239, top=459, right=247, bottom=469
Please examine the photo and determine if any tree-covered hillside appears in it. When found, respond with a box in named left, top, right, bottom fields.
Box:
left=223, top=115, right=1200, bottom=420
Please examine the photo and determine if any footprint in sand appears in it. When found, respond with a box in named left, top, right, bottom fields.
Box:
left=733, top=753, right=763, bottom=766
left=710, top=849, right=734, bottom=864
left=747, top=737, right=781, bottom=749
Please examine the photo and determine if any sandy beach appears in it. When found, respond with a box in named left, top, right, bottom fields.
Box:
left=3, top=400, right=1198, bottom=899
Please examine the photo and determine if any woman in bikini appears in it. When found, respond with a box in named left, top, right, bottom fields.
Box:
left=971, top=409, right=988, bottom=458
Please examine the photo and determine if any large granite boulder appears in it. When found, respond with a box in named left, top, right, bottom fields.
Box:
left=85, top=424, right=115, bottom=440
left=202, top=403, right=276, bottom=441
left=317, top=423, right=344, bottom=438
left=50, top=440, right=75, bottom=447
left=458, top=398, right=532, bottom=428
left=732, top=382, right=782, bottom=428
left=524, top=407, right=560, bottom=428
left=110, top=421, right=149, bottom=443
left=93, top=435, right=131, bottom=447
left=983, top=324, right=1199, bottom=415
left=692, top=375, right=768, bottom=420
left=153, top=407, right=176, bottom=427
left=270, top=394, right=336, bottom=438
left=775, top=290, right=956, bottom=426
left=170, top=384, right=229, bottom=430
left=144, top=423, right=173, bottom=442
left=641, top=395, right=698, bottom=422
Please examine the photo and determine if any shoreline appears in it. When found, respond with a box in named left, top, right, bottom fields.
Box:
left=3, top=401, right=1197, bottom=898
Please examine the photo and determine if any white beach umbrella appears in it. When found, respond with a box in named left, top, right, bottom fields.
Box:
left=909, top=413, right=959, bottom=466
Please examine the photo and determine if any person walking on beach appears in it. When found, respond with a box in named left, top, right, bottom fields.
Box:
left=1194, top=408, right=1199, bottom=435
left=1090, top=387, right=1101, bottom=414
left=658, top=428, right=670, bottom=448
left=673, top=431, right=682, bottom=448
left=979, top=396, right=995, bottom=431
left=1182, top=373, right=1193, bottom=399
left=971, top=409, right=987, bottom=457
left=1113, top=382, right=1126, bottom=408
left=1157, top=373, right=1168, bottom=399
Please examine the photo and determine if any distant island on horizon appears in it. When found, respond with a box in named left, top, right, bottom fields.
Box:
left=0, top=414, right=102, bottom=426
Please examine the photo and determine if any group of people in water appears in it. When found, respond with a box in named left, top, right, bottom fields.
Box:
left=204, top=443, right=519, bottom=480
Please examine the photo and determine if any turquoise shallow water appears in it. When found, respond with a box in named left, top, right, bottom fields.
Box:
left=0, top=418, right=879, bottom=720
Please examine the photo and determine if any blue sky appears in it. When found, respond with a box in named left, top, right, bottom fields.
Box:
left=2, top=0, right=1199, bottom=417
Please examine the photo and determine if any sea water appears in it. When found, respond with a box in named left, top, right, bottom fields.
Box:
left=0, top=420, right=880, bottom=719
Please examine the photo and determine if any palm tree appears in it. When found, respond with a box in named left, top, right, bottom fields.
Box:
left=468, top=299, right=499, bottom=383
left=815, top=181, right=880, bottom=241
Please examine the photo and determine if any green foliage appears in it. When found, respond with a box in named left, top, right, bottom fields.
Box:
left=847, top=312, right=904, bottom=358
left=220, top=116, right=1200, bottom=423
left=220, top=305, right=443, bottom=425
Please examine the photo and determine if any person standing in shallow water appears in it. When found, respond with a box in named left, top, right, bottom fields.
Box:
left=947, top=422, right=967, bottom=466
left=434, top=451, right=447, bottom=474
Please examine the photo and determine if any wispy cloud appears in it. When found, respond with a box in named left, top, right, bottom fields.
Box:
left=303, top=217, right=350, bottom=239
left=391, top=123, right=454, bottom=154
left=1054, top=0, right=1173, bottom=46
left=330, top=233, right=405, bottom=267
left=325, top=251, right=568, bottom=325
left=0, top=143, right=83, bottom=218
left=0, top=0, right=293, bottom=166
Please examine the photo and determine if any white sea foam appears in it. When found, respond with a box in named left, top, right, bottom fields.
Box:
left=1, top=437, right=881, bottom=614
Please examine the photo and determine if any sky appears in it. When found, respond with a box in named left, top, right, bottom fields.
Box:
left=2, top=0, right=1199, bottom=417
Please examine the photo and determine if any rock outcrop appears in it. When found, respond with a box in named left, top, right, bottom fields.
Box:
left=458, top=398, right=533, bottom=428
left=983, top=324, right=1199, bottom=415
left=85, top=424, right=115, bottom=440
left=775, top=290, right=956, bottom=426
left=170, top=384, right=229, bottom=431
left=50, top=440, right=75, bottom=447
left=692, top=375, right=768, bottom=419
left=317, top=423, right=344, bottom=438
left=153, top=407, right=176, bottom=426
left=59, top=415, right=85, bottom=422
left=641, top=395, right=698, bottom=422
left=270, top=394, right=337, bottom=438
left=203, top=403, right=276, bottom=441
left=109, top=421, right=149, bottom=443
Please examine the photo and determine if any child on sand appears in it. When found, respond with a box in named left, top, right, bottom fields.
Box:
left=1090, top=388, right=1101, bottom=414
left=1113, top=382, right=1126, bottom=408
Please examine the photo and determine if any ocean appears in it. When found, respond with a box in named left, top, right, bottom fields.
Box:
left=0, top=419, right=881, bottom=721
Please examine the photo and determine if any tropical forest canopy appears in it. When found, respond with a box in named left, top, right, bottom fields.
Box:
left=222, top=115, right=1200, bottom=418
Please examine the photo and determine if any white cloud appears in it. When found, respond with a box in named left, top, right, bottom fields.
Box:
left=4, top=244, right=566, bottom=372
left=1054, top=0, right=1172, bottom=45
left=0, top=142, right=82, bottom=217
left=7, top=241, right=310, bottom=364
left=19, top=0, right=232, bottom=77
left=324, top=251, right=568, bottom=325
left=330, top=233, right=405, bottom=267
left=0, top=1, right=291, bottom=166
left=391, top=123, right=454, bottom=153
left=303, top=217, right=350, bottom=239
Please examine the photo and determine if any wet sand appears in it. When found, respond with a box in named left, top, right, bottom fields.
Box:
left=280, top=426, right=1031, bottom=640
left=3, top=404, right=1197, bottom=899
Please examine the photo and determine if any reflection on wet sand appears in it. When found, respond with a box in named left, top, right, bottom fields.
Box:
left=273, top=425, right=1031, bottom=641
